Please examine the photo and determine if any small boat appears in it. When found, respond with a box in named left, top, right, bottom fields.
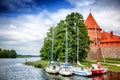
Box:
left=91, top=60, right=108, bottom=74
left=59, top=63, right=73, bottom=76
left=91, top=25, right=108, bottom=75
left=72, top=26, right=92, bottom=76
left=46, top=61, right=60, bottom=74
left=46, top=26, right=60, bottom=74
left=59, top=25, right=73, bottom=76
left=73, top=65, right=92, bottom=76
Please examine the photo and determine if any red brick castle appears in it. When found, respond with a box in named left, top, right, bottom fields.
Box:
left=84, top=13, right=120, bottom=58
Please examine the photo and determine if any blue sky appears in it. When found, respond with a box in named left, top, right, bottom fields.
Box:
left=0, top=0, right=120, bottom=55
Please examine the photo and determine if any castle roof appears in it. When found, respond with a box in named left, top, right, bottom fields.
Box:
left=101, top=31, right=120, bottom=43
left=85, top=13, right=102, bottom=30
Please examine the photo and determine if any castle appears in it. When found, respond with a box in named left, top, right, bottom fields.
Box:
left=84, top=13, right=120, bottom=58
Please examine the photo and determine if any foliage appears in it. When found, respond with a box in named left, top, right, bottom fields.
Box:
left=0, top=48, right=17, bottom=58
left=40, top=12, right=91, bottom=62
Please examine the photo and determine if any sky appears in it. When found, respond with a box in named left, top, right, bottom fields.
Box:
left=0, top=0, right=120, bottom=55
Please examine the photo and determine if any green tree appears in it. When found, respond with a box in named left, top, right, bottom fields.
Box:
left=40, top=27, right=53, bottom=60
left=10, top=49, right=17, bottom=58
left=40, top=12, right=91, bottom=62
left=0, top=48, right=17, bottom=58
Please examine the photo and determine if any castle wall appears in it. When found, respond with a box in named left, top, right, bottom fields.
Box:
left=100, top=47, right=120, bottom=58
left=87, top=47, right=120, bottom=59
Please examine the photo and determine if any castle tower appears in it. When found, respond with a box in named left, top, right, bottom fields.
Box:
left=85, top=13, right=102, bottom=48
left=85, top=12, right=120, bottom=59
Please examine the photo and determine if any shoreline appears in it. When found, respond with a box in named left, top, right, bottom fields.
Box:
left=24, top=59, right=120, bottom=72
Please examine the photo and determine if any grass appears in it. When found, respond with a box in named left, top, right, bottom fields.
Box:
left=98, top=58, right=120, bottom=64
left=101, top=63, right=120, bottom=71
left=24, top=59, right=120, bottom=71
left=24, top=60, right=49, bottom=69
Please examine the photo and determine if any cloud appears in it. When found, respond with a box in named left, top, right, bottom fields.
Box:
left=0, top=10, right=51, bottom=55
left=0, top=8, right=74, bottom=55
left=66, top=0, right=96, bottom=7
left=93, top=10, right=120, bottom=35
left=0, top=0, right=36, bottom=13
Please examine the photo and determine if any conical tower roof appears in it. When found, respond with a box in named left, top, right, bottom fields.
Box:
left=85, top=13, right=102, bottom=30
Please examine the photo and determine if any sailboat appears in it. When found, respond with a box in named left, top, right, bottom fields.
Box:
left=59, top=24, right=73, bottom=76
left=90, top=25, right=108, bottom=74
left=72, top=26, right=92, bottom=76
left=46, top=26, right=60, bottom=74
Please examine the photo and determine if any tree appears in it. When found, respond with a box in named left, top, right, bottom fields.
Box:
left=40, top=27, right=53, bottom=60
left=10, top=49, right=17, bottom=58
left=0, top=48, right=17, bottom=58
left=40, top=12, right=91, bottom=62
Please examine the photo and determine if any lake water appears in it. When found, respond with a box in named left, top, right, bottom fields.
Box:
left=0, top=58, right=120, bottom=80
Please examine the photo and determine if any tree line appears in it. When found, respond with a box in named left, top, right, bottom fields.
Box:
left=0, top=48, right=17, bottom=58
left=40, top=12, right=92, bottom=62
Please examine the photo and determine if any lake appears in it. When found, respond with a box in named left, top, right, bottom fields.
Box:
left=0, top=58, right=120, bottom=80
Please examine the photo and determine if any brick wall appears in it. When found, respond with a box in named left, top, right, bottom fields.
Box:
left=87, top=47, right=120, bottom=59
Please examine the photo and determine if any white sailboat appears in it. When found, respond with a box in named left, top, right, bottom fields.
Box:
left=72, top=25, right=92, bottom=76
left=46, top=26, right=60, bottom=74
left=91, top=25, right=108, bottom=74
left=59, top=24, right=73, bottom=76
left=46, top=61, right=60, bottom=74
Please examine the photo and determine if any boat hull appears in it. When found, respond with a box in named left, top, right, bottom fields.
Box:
left=73, top=67, right=92, bottom=76
left=46, top=62, right=60, bottom=74
left=59, top=63, right=73, bottom=76
left=59, top=68, right=73, bottom=76
left=91, top=66, right=108, bottom=75
left=46, top=66, right=60, bottom=74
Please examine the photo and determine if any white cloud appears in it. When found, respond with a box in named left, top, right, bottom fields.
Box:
left=0, top=9, right=76, bottom=55
left=66, top=0, right=96, bottom=7
left=0, top=10, right=51, bottom=55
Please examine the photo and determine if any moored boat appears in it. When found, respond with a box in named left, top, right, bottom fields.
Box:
left=46, top=61, right=60, bottom=74
left=46, top=26, right=60, bottom=74
left=73, top=67, right=92, bottom=76
left=59, top=24, right=73, bottom=76
left=91, top=25, right=108, bottom=75
left=91, top=61, right=108, bottom=74
left=72, top=26, right=92, bottom=76
left=59, top=63, right=73, bottom=76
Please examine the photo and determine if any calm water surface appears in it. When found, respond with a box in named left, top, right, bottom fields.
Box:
left=0, top=58, right=119, bottom=80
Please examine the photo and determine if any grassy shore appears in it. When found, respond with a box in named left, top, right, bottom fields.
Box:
left=24, top=59, right=120, bottom=71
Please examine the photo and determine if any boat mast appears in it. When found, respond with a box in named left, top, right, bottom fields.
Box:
left=51, top=26, right=54, bottom=62
left=95, top=25, right=98, bottom=59
left=95, top=25, right=107, bottom=64
left=77, top=23, right=79, bottom=66
left=65, top=23, right=68, bottom=64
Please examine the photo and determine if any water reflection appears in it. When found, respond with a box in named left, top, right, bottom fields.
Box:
left=107, top=71, right=120, bottom=80
left=45, top=72, right=109, bottom=80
